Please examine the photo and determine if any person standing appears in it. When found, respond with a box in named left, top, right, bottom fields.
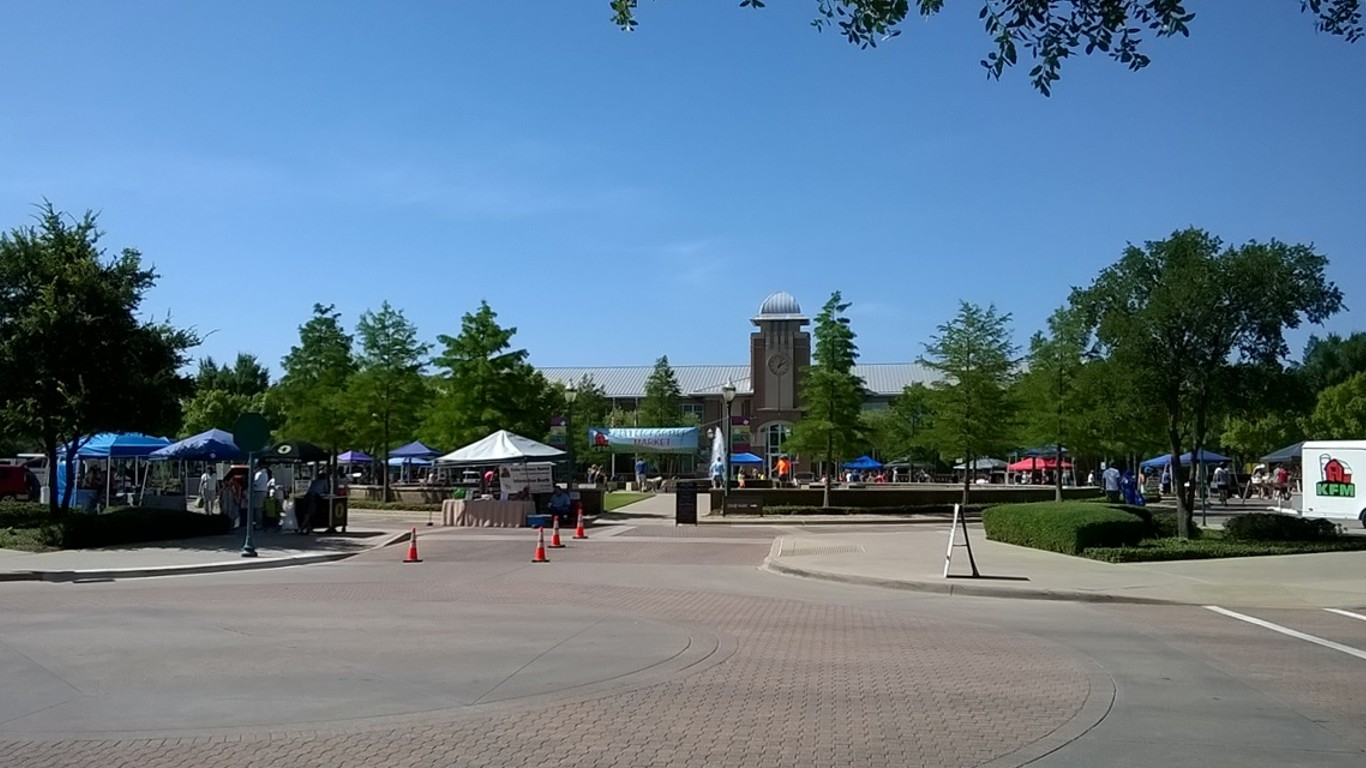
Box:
left=710, top=457, right=725, bottom=490
left=1212, top=463, right=1230, bottom=506
left=251, top=465, right=270, bottom=530
left=1102, top=463, right=1122, bottom=504
left=634, top=456, right=647, bottom=492
left=775, top=456, right=791, bottom=487
left=199, top=467, right=219, bottom=516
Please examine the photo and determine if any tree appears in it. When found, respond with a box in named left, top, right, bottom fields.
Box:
left=865, top=383, right=938, bottom=466
left=558, top=375, right=611, bottom=473
left=0, top=203, right=196, bottom=516
left=1016, top=308, right=1091, bottom=501
left=1221, top=412, right=1303, bottom=461
left=1304, top=372, right=1366, bottom=439
left=181, top=354, right=277, bottom=435
left=788, top=292, right=866, bottom=507
left=274, top=304, right=357, bottom=453
left=424, top=301, right=554, bottom=448
left=638, top=356, right=684, bottom=427
left=1071, top=229, right=1342, bottom=537
left=1301, top=332, right=1366, bottom=395
left=349, top=302, right=431, bottom=500
left=610, top=1, right=1362, bottom=95
left=920, top=302, right=1018, bottom=506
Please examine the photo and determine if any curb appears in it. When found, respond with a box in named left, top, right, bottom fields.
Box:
left=0, top=530, right=411, bottom=584
left=761, top=556, right=1181, bottom=606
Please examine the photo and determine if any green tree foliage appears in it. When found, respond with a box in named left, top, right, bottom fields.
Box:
left=789, top=292, right=866, bottom=506
left=1016, top=308, right=1092, bottom=500
left=274, top=304, right=357, bottom=451
left=0, top=203, right=197, bottom=516
left=638, top=356, right=684, bottom=428
left=919, top=302, right=1018, bottom=505
left=1305, top=372, right=1366, bottom=440
left=181, top=354, right=278, bottom=435
left=1301, top=332, right=1366, bottom=395
left=424, top=301, right=553, bottom=448
left=1071, top=229, right=1342, bottom=537
left=349, top=302, right=430, bottom=498
left=864, top=383, right=937, bottom=466
left=609, top=1, right=1361, bottom=95
left=1221, top=412, right=1303, bottom=460
left=559, top=375, right=611, bottom=471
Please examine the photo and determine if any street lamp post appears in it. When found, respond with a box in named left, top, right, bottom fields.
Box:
left=565, top=384, right=578, bottom=486
left=722, top=380, right=736, bottom=517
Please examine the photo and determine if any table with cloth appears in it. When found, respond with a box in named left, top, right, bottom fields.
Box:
left=441, top=499, right=535, bottom=527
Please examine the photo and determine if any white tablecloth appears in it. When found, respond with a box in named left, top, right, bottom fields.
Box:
left=441, top=499, right=534, bottom=527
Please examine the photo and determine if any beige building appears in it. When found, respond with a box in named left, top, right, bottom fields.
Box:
left=540, top=292, right=934, bottom=472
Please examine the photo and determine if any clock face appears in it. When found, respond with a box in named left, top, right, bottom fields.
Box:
left=767, top=354, right=791, bottom=375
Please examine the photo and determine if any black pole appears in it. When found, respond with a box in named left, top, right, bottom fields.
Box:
left=722, top=400, right=731, bottom=517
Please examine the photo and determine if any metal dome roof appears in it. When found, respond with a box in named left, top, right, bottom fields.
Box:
left=754, top=291, right=804, bottom=320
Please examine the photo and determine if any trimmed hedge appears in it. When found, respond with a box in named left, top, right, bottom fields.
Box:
left=1112, top=504, right=1201, bottom=540
left=1224, top=513, right=1340, bottom=542
left=59, top=507, right=231, bottom=548
left=1, top=503, right=229, bottom=550
left=982, top=502, right=1145, bottom=555
left=1085, top=536, right=1366, bottom=563
left=761, top=504, right=986, bottom=516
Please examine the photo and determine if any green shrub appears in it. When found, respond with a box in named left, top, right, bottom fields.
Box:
left=346, top=501, right=444, bottom=512
left=0, top=500, right=50, bottom=528
left=1224, top=513, right=1340, bottom=542
left=761, top=504, right=985, bottom=516
left=58, top=506, right=231, bottom=549
left=982, top=502, right=1145, bottom=555
left=1085, top=537, right=1366, bottom=563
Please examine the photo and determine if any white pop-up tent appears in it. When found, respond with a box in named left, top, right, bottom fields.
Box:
left=436, top=430, right=566, bottom=464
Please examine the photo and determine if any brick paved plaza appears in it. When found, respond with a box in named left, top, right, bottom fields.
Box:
left=2, top=519, right=1365, bottom=767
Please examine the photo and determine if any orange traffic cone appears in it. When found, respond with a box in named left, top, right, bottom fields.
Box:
left=403, top=527, right=422, bottom=563
left=573, top=508, right=588, bottom=540
left=549, top=514, right=565, bottom=548
left=531, top=526, right=549, bottom=563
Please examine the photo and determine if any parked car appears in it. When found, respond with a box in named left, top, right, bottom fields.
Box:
left=0, top=464, right=39, bottom=502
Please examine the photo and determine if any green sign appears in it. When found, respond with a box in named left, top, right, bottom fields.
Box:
left=233, top=413, right=271, bottom=453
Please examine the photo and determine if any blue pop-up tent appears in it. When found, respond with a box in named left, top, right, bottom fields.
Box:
left=1260, top=442, right=1305, bottom=464
left=1139, top=449, right=1230, bottom=470
left=337, top=450, right=375, bottom=463
left=150, top=429, right=242, bottom=461
left=729, top=452, right=764, bottom=465
left=56, top=433, right=173, bottom=511
left=843, top=455, right=883, bottom=471
left=390, top=441, right=440, bottom=460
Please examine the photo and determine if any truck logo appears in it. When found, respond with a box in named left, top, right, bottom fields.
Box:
left=1316, top=454, right=1355, bottom=498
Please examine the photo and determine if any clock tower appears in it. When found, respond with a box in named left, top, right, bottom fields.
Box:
left=750, top=292, right=810, bottom=460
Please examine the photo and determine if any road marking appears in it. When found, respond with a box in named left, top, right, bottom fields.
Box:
left=1204, top=606, right=1366, bottom=661
left=1325, top=608, right=1366, bottom=623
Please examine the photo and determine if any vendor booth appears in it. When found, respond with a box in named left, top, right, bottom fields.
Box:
left=55, top=432, right=173, bottom=512
left=436, top=430, right=566, bottom=527
left=261, top=440, right=347, bottom=533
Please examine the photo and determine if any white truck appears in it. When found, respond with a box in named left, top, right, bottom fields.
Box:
left=1300, top=440, right=1366, bottom=527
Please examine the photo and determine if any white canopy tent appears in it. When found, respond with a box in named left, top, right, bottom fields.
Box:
left=953, top=458, right=1008, bottom=471
left=436, top=430, right=566, bottom=465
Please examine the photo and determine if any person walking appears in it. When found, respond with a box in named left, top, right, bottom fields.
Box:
left=710, top=457, right=725, bottom=490
left=634, top=456, right=647, bottom=492
left=1102, top=463, right=1122, bottom=503
left=1212, top=463, right=1230, bottom=506
left=199, top=467, right=219, bottom=516
left=251, top=465, right=271, bottom=530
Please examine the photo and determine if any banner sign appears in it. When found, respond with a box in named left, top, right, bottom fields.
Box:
left=730, top=417, right=751, bottom=454
left=588, top=427, right=700, bottom=454
left=498, top=462, right=555, bottom=494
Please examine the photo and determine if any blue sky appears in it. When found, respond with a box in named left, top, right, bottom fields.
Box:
left=2, top=1, right=1363, bottom=375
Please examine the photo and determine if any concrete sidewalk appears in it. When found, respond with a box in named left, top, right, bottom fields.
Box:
left=0, top=527, right=408, bottom=582
left=764, top=523, right=1366, bottom=609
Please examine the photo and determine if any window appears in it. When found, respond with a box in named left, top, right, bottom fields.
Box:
left=681, top=402, right=705, bottom=422
left=764, top=423, right=791, bottom=475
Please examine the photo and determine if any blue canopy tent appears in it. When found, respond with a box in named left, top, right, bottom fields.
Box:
left=390, top=441, right=439, bottom=460
left=730, top=452, right=764, bottom=465
left=843, top=455, right=883, bottom=471
left=1139, top=449, right=1231, bottom=470
left=1260, top=442, right=1305, bottom=464
left=57, top=432, right=172, bottom=510
left=150, top=429, right=242, bottom=462
left=337, top=450, right=375, bottom=464
left=388, top=457, right=432, bottom=467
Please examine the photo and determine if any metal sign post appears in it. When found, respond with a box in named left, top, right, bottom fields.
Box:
left=233, top=413, right=271, bottom=559
left=942, top=504, right=981, bottom=578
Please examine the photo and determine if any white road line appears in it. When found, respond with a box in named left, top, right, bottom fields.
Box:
left=1204, top=606, right=1366, bottom=661
left=1325, top=608, right=1366, bottom=623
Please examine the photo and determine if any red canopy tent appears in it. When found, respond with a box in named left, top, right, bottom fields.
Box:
left=1007, top=457, right=1073, bottom=472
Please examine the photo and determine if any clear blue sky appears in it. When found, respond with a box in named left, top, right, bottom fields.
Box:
left=2, top=1, right=1362, bottom=374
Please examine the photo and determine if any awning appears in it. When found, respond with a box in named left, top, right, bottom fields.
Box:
left=437, top=430, right=565, bottom=464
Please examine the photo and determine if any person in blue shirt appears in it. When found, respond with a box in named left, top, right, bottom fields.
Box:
left=548, top=486, right=572, bottom=519
left=634, top=457, right=647, bottom=491
left=710, top=458, right=725, bottom=489
left=1102, top=463, right=1122, bottom=503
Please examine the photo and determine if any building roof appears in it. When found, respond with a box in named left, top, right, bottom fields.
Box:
left=540, top=362, right=937, bottom=399
left=752, top=291, right=807, bottom=322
